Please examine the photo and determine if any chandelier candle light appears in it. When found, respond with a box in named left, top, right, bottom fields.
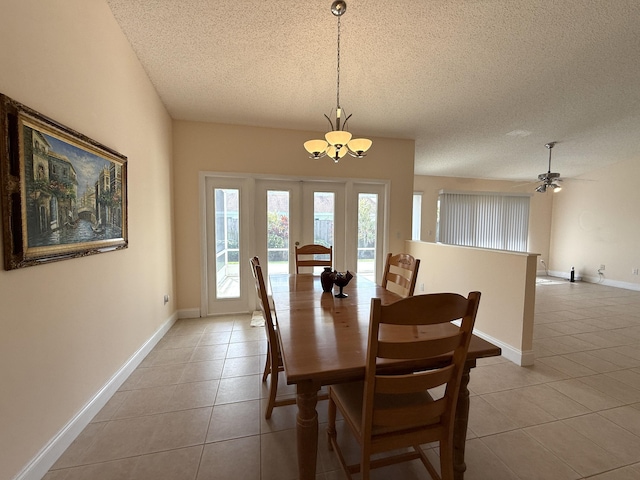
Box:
left=303, top=1, right=372, bottom=163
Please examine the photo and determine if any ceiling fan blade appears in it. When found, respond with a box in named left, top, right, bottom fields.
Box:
left=511, top=180, right=539, bottom=188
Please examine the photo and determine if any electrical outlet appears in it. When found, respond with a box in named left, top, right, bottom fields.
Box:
left=420, top=283, right=425, bottom=292
left=599, top=264, right=605, bottom=271
left=164, top=294, right=169, bottom=305
left=633, top=268, right=639, bottom=276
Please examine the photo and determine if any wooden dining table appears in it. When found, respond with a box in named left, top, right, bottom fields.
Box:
left=269, top=273, right=502, bottom=480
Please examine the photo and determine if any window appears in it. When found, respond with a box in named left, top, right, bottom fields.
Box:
left=412, top=193, right=422, bottom=241
left=437, top=190, right=530, bottom=252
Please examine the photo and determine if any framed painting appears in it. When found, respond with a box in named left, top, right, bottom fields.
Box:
left=0, top=94, right=128, bottom=270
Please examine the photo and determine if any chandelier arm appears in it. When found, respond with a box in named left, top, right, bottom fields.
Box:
left=342, top=113, right=352, bottom=131
left=324, top=113, right=335, bottom=131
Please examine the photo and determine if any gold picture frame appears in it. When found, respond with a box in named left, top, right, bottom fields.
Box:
left=0, top=94, right=128, bottom=270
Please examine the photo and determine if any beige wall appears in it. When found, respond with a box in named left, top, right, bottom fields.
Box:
left=0, top=2, right=175, bottom=478
left=406, top=241, right=538, bottom=365
left=549, top=157, right=640, bottom=288
left=172, top=120, right=415, bottom=312
left=3, top=2, right=635, bottom=478
left=413, top=175, right=554, bottom=265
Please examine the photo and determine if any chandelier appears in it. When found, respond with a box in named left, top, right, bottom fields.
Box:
left=303, top=1, right=372, bottom=163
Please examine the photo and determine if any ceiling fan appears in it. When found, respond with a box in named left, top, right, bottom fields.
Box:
left=535, top=142, right=562, bottom=193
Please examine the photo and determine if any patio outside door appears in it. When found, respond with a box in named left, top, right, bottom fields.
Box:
left=203, top=176, right=251, bottom=315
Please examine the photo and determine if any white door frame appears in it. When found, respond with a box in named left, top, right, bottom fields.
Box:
left=199, top=172, right=389, bottom=316
left=348, top=182, right=389, bottom=283
left=200, top=174, right=254, bottom=316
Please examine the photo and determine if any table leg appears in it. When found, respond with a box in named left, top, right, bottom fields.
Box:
left=453, top=361, right=473, bottom=480
left=296, top=382, right=319, bottom=480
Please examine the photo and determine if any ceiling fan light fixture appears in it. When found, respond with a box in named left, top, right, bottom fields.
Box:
left=535, top=141, right=563, bottom=193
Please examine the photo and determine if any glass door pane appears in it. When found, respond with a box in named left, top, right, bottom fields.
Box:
left=255, top=181, right=301, bottom=276
left=204, top=176, right=249, bottom=316
left=214, top=188, right=240, bottom=298
left=266, top=190, right=290, bottom=275
left=314, top=192, right=335, bottom=247
left=311, top=191, right=335, bottom=274
left=357, top=193, right=378, bottom=281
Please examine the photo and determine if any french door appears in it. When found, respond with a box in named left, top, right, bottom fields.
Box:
left=201, top=174, right=387, bottom=316
left=202, top=176, right=252, bottom=315
left=254, top=180, right=346, bottom=279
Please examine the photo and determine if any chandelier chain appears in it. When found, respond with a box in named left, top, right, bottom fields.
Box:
left=336, top=15, right=341, bottom=109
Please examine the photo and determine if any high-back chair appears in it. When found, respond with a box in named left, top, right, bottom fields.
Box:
left=327, top=291, right=481, bottom=480
left=249, top=257, right=296, bottom=419
left=381, top=252, right=420, bottom=297
left=294, top=244, right=332, bottom=274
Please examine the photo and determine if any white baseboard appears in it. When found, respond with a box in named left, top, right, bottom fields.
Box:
left=473, top=328, right=534, bottom=366
left=178, top=308, right=201, bottom=319
left=450, top=321, right=534, bottom=367
left=544, top=270, right=582, bottom=282
left=14, top=312, right=178, bottom=480
left=548, top=270, right=640, bottom=291
left=579, top=275, right=640, bottom=291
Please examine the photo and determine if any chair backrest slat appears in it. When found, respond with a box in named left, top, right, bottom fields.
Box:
left=377, top=333, right=462, bottom=360
left=380, top=292, right=470, bottom=325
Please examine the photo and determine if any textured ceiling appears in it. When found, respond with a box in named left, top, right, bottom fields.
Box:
left=106, top=0, right=640, bottom=181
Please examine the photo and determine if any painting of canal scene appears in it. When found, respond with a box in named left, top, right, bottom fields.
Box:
left=1, top=94, right=127, bottom=269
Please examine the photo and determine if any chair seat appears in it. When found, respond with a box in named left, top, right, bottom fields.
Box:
left=330, top=381, right=438, bottom=437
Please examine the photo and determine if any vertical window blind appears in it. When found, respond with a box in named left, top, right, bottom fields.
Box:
left=437, top=190, right=531, bottom=252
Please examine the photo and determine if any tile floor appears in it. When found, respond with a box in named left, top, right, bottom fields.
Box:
left=45, top=278, right=640, bottom=479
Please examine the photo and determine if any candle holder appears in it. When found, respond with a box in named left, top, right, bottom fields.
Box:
left=331, top=271, right=353, bottom=298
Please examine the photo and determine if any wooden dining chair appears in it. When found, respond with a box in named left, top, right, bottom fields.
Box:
left=294, top=244, right=332, bottom=273
left=381, top=252, right=420, bottom=297
left=249, top=256, right=296, bottom=419
left=327, top=291, right=481, bottom=480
